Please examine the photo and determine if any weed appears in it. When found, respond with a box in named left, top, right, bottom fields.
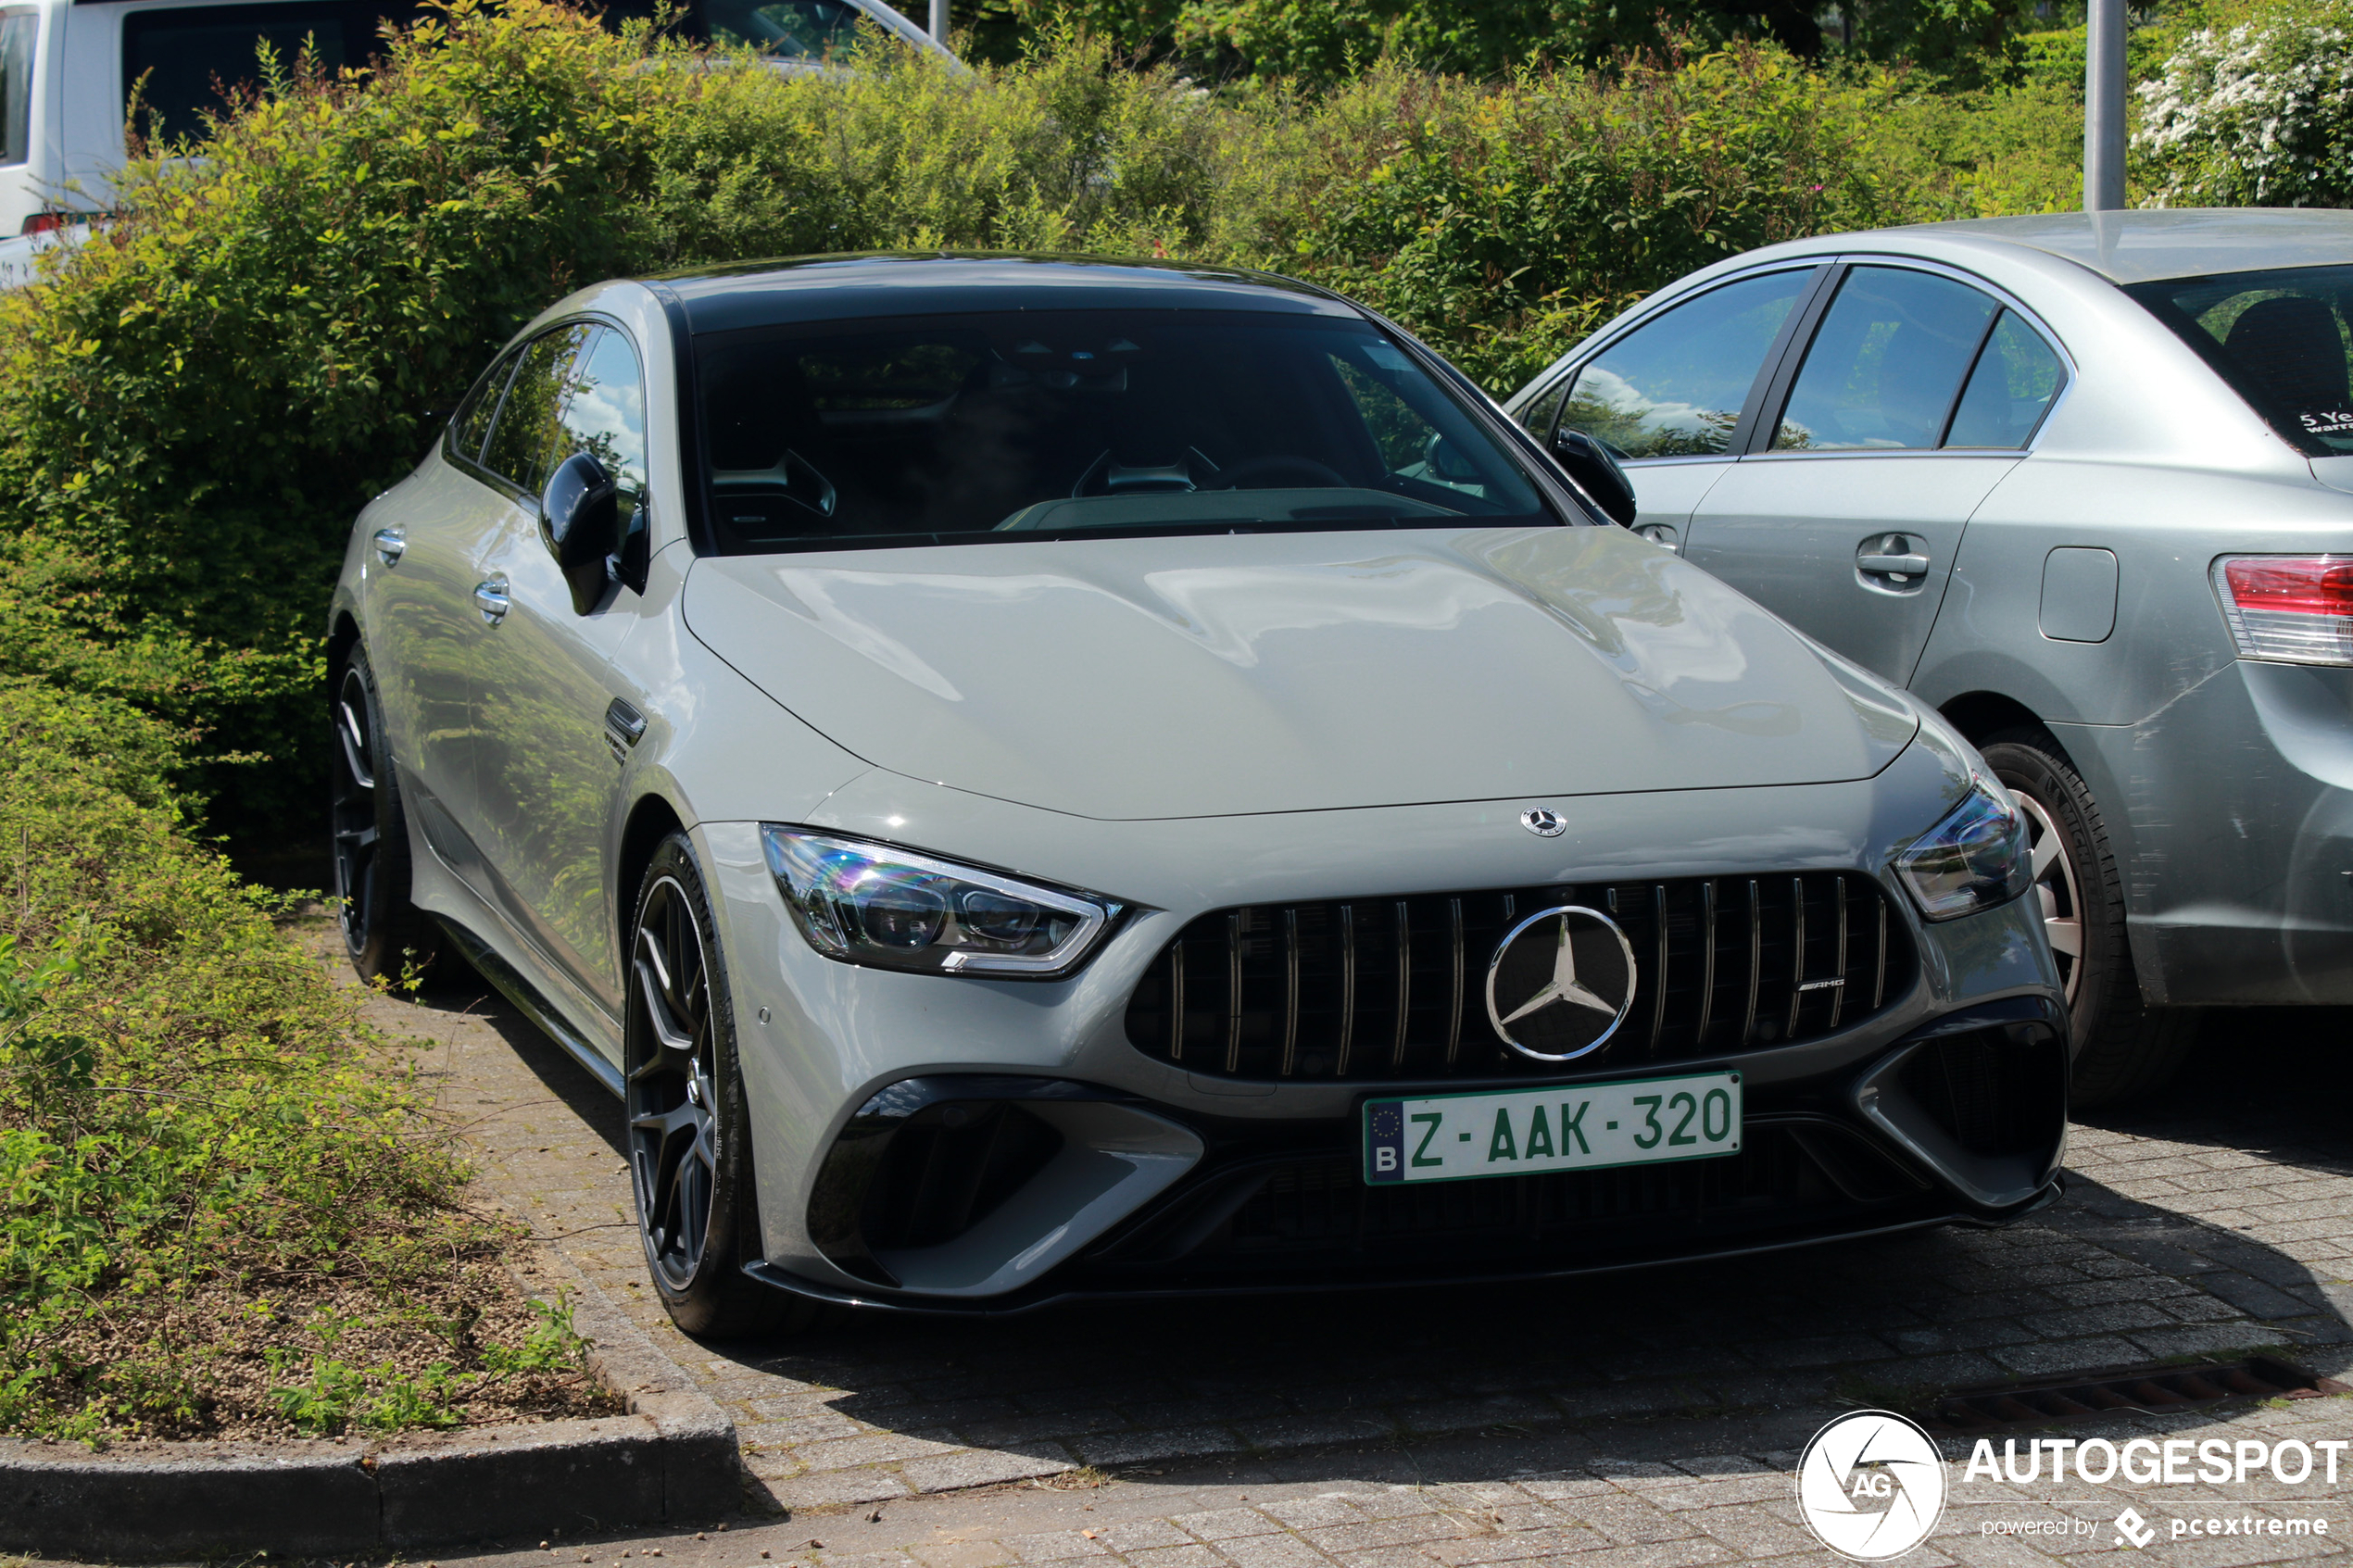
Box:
left=482, top=1293, right=592, bottom=1378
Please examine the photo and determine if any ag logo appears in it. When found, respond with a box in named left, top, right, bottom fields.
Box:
left=1796, top=1410, right=1947, bottom=1560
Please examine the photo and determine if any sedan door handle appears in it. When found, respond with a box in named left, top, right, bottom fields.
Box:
left=371, top=527, right=406, bottom=567
left=1857, top=552, right=1931, bottom=576
left=473, top=576, right=510, bottom=625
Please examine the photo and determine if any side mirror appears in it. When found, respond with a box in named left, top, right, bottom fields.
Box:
left=1550, top=428, right=1638, bottom=528
left=541, top=450, right=622, bottom=614
left=1422, top=432, right=1483, bottom=483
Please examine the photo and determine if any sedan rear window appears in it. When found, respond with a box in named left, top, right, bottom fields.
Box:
left=2128, top=267, right=2353, bottom=456
left=691, top=310, right=1559, bottom=553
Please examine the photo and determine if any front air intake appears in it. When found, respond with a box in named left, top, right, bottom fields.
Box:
left=1124, top=875, right=1915, bottom=1081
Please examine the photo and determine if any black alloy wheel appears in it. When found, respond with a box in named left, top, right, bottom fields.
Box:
left=624, top=834, right=821, bottom=1337
left=1981, top=728, right=2199, bottom=1105
left=330, top=648, right=440, bottom=983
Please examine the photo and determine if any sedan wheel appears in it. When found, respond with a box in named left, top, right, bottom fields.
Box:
left=330, top=648, right=438, bottom=983
left=623, top=834, right=819, bottom=1337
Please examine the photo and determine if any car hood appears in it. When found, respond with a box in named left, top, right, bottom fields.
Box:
left=682, top=526, right=1919, bottom=821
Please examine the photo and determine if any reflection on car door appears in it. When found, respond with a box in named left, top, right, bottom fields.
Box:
left=468, top=322, right=650, bottom=1022
left=1681, top=265, right=2067, bottom=685
left=1535, top=267, right=1823, bottom=551
left=370, top=348, right=518, bottom=889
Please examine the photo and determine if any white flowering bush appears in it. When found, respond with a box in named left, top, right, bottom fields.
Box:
left=2134, top=0, right=2353, bottom=206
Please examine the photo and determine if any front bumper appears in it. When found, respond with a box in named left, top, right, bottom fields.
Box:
left=742, top=997, right=2067, bottom=1315
left=697, top=741, right=2063, bottom=1310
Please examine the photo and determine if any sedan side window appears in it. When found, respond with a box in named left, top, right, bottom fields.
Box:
left=449, top=348, right=522, bottom=464
left=1514, top=376, right=1569, bottom=439
left=480, top=324, right=595, bottom=495
left=554, top=326, right=648, bottom=516
left=1944, top=311, right=2067, bottom=448
left=1771, top=267, right=1998, bottom=452
left=1559, top=270, right=1813, bottom=458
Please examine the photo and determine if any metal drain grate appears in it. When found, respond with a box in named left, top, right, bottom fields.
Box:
left=1915, top=1356, right=2349, bottom=1435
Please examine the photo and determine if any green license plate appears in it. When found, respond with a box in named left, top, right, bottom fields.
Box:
left=1362, top=1071, right=1743, bottom=1185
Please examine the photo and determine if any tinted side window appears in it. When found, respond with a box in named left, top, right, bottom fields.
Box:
left=480, top=325, right=594, bottom=496
left=1560, top=270, right=1812, bottom=458
left=556, top=327, right=648, bottom=514
left=702, top=0, right=868, bottom=57
left=0, top=10, right=35, bottom=167
left=1330, top=345, right=1539, bottom=508
left=1772, top=267, right=1998, bottom=452
left=1944, top=311, right=2066, bottom=448
left=123, top=1, right=422, bottom=144
left=449, top=349, right=521, bottom=464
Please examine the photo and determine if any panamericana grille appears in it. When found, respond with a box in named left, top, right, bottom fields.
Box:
left=1125, top=876, right=1914, bottom=1081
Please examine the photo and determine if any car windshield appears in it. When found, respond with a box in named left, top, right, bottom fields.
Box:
left=691, top=310, right=1558, bottom=552
left=2128, top=266, right=2353, bottom=456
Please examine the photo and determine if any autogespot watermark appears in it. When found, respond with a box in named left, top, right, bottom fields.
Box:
left=1962, top=1435, right=2349, bottom=1487
left=1795, top=1416, right=2345, bottom=1560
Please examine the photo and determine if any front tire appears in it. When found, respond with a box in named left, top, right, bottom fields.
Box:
left=331, top=646, right=442, bottom=984
left=1981, top=728, right=2199, bottom=1105
left=624, top=834, right=821, bottom=1338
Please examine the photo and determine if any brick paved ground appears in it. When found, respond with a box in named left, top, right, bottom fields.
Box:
left=348, top=944, right=2353, bottom=1567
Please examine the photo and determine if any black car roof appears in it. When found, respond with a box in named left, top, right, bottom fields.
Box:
left=648, top=253, right=1364, bottom=333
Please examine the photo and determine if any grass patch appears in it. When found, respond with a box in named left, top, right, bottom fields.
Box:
left=0, top=683, right=611, bottom=1439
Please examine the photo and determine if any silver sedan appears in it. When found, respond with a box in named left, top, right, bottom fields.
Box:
left=1510, top=209, right=2353, bottom=1105
left=332, top=255, right=2063, bottom=1333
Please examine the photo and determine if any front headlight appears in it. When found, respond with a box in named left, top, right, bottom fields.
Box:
left=1894, top=774, right=2032, bottom=922
left=761, top=826, right=1119, bottom=977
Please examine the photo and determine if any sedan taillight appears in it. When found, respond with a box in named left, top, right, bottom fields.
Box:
left=2213, top=554, right=2353, bottom=665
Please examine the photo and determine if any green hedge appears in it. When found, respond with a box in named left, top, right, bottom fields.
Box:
left=0, top=684, right=598, bottom=1437
left=0, top=2, right=2080, bottom=830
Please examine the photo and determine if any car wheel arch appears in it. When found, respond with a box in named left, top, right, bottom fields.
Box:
left=1940, top=690, right=2054, bottom=758
left=616, top=790, right=689, bottom=945
left=327, top=612, right=361, bottom=695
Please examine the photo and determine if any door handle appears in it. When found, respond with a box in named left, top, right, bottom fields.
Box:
left=1856, top=533, right=1931, bottom=583
left=1634, top=523, right=1680, bottom=552
left=473, top=576, right=510, bottom=625
left=371, top=527, right=406, bottom=567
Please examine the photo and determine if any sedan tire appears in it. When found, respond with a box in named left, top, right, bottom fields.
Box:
left=331, top=646, right=443, bottom=985
left=1982, top=728, right=2199, bottom=1104
left=625, top=834, right=826, bottom=1338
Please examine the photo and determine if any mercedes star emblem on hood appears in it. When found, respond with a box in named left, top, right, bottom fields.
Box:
left=1485, top=906, right=1637, bottom=1062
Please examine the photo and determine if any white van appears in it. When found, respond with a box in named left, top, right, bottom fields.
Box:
left=0, top=0, right=949, bottom=240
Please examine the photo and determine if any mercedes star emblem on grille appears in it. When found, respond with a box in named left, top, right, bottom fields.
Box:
left=1484, top=905, right=1637, bottom=1062
left=1520, top=808, right=1566, bottom=837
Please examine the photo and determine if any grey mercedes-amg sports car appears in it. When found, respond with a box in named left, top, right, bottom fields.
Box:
left=330, top=254, right=2066, bottom=1335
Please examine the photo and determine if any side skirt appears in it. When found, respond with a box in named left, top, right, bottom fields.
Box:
left=434, top=915, right=626, bottom=1098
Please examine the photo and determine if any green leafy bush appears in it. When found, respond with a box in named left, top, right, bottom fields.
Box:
left=0, top=682, right=598, bottom=1436
left=0, top=1, right=2082, bottom=832
left=2134, top=0, right=2353, bottom=205
left=1256, top=46, right=1928, bottom=391
left=1012, top=0, right=2030, bottom=86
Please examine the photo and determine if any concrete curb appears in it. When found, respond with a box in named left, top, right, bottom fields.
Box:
left=0, top=1248, right=741, bottom=1558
